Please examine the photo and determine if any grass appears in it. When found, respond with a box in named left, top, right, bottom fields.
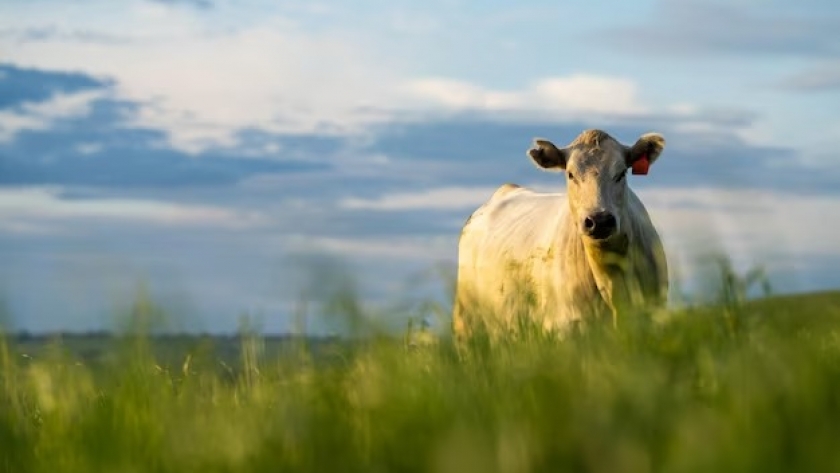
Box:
left=2, top=279, right=840, bottom=472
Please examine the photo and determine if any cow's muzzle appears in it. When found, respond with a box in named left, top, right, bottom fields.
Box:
left=583, top=212, right=617, bottom=240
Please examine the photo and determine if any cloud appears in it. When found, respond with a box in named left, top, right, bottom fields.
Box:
left=636, top=185, right=840, bottom=298
left=0, top=187, right=266, bottom=233
left=0, top=67, right=331, bottom=188
left=147, top=0, right=214, bottom=10
left=2, top=9, right=408, bottom=151
left=598, top=1, right=840, bottom=58
left=0, top=82, right=107, bottom=141
left=0, top=63, right=113, bottom=142
left=284, top=234, right=456, bottom=261
left=779, top=63, right=840, bottom=91
left=340, top=186, right=501, bottom=211
left=637, top=187, right=840, bottom=259
left=402, top=74, right=645, bottom=115
left=0, top=27, right=134, bottom=46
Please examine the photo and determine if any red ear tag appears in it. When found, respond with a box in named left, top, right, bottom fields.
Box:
left=632, top=155, right=650, bottom=175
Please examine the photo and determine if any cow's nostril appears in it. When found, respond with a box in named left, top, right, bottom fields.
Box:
left=584, top=217, right=595, bottom=229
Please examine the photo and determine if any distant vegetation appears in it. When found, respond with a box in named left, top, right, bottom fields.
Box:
left=2, top=257, right=840, bottom=472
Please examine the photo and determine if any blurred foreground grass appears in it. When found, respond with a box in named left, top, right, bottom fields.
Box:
left=3, top=288, right=840, bottom=472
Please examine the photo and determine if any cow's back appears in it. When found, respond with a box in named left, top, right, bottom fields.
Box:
left=459, top=186, right=564, bottom=266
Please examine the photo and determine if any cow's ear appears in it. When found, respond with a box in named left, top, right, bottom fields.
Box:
left=528, top=138, right=567, bottom=171
left=626, top=133, right=666, bottom=168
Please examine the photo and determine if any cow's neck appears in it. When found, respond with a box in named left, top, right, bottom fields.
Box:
left=580, top=220, right=642, bottom=327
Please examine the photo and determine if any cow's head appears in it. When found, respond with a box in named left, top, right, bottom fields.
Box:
left=526, top=129, right=665, bottom=242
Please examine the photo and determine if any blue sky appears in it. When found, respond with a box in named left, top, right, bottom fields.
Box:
left=1, top=0, right=839, bottom=334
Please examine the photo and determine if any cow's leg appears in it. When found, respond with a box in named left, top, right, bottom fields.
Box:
left=451, top=298, right=466, bottom=339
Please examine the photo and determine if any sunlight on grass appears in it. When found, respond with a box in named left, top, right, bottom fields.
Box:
left=1, top=255, right=840, bottom=472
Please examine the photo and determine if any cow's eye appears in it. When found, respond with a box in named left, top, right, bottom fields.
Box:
left=567, top=172, right=575, bottom=181
left=614, top=170, right=627, bottom=183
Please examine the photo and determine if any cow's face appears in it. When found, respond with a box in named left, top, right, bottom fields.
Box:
left=527, top=129, right=665, bottom=242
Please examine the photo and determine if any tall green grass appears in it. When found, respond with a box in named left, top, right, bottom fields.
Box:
left=2, top=261, right=840, bottom=472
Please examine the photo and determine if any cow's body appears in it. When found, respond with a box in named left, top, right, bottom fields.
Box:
left=452, top=129, right=669, bottom=337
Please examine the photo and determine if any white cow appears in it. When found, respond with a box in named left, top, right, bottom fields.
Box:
left=452, top=129, right=669, bottom=338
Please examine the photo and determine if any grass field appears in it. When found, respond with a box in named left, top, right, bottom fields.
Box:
left=2, top=282, right=840, bottom=472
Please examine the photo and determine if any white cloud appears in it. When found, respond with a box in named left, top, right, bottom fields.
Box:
left=340, top=186, right=501, bottom=211
left=635, top=187, right=824, bottom=294
left=284, top=234, right=455, bottom=261
left=401, top=74, right=645, bottom=115
left=0, top=90, right=105, bottom=142
left=4, top=3, right=408, bottom=152
left=75, top=142, right=104, bottom=155
left=0, top=112, right=44, bottom=143
left=637, top=187, right=840, bottom=289
left=0, top=187, right=268, bottom=232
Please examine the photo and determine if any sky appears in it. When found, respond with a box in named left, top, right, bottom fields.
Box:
left=1, top=0, right=839, bottom=334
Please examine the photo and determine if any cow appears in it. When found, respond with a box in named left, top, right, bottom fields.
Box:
left=452, top=129, right=669, bottom=339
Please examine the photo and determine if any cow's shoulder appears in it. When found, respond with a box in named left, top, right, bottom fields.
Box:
left=491, top=182, right=522, bottom=199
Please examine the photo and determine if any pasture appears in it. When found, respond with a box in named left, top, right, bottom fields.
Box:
left=3, top=1, right=838, bottom=472
left=2, top=281, right=840, bottom=472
